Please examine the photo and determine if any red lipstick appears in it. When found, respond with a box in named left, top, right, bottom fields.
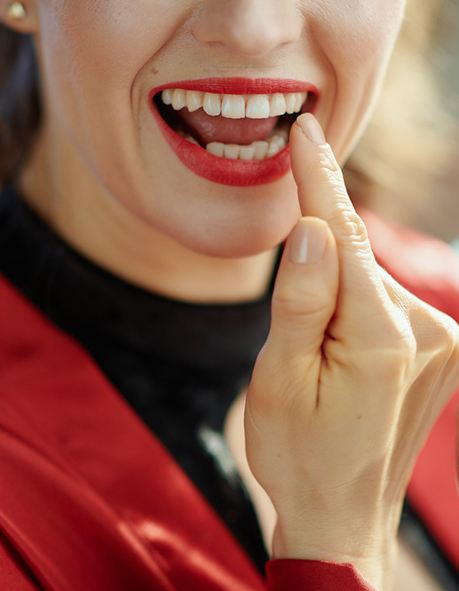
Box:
left=147, top=77, right=320, bottom=187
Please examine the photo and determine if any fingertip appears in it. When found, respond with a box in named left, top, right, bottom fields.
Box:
left=295, top=113, right=327, bottom=146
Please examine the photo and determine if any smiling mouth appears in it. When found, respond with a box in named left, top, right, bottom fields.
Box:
left=153, top=88, right=318, bottom=161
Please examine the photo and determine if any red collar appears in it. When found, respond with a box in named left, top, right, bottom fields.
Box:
left=0, top=277, right=263, bottom=590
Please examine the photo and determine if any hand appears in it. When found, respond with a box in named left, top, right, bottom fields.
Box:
left=244, top=113, right=459, bottom=588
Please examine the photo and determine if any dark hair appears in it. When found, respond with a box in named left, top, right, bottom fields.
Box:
left=0, top=25, right=40, bottom=185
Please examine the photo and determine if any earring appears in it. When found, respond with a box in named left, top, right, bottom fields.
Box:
left=6, top=1, right=27, bottom=20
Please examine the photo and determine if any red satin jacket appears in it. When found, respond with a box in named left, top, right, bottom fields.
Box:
left=0, top=207, right=458, bottom=591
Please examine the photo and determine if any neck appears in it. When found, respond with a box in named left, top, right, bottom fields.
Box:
left=17, top=125, right=279, bottom=305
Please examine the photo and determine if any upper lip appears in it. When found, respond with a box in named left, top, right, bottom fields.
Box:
left=149, top=77, right=320, bottom=97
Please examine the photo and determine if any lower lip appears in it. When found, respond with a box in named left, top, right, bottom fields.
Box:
left=147, top=92, right=291, bottom=187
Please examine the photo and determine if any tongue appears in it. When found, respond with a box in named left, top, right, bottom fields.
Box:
left=175, top=107, right=279, bottom=145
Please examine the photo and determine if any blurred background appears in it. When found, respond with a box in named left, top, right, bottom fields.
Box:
left=344, top=0, right=459, bottom=249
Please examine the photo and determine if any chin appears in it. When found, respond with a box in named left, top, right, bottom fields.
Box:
left=165, top=192, right=300, bottom=259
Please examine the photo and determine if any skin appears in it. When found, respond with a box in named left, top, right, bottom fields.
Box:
left=5, top=1, right=459, bottom=589
left=2, top=0, right=405, bottom=301
left=243, top=119, right=459, bottom=587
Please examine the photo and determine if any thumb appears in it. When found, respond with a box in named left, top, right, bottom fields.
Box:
left=268, top=216, right=339, bottom=359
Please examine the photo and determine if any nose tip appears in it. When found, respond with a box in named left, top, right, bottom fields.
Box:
left=192, top=1, right=302, bottom=58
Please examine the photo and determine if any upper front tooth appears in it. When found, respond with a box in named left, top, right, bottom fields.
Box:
left=203, top=93, right=221, bottom=116
left=246, top=95, right=271, bottom=119
left=221, top=95, right=245, bottom=119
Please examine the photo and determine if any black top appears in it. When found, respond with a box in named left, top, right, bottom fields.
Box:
left=0, top=183, right=458, bottom=588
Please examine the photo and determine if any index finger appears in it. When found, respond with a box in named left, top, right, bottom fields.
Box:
left=290, top=113, right=394, bottom=341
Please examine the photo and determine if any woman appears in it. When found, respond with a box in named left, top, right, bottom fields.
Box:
left=0, top=1, right=458, bottom=589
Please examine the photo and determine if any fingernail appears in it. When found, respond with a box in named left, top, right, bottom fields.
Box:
left=289, top=220, right=328, bottom=264
left=296, top=113, right=326, bottom=145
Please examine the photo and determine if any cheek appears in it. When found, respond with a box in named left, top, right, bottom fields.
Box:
left=310, top=0, right=405, bottom=74
left=306, top=0, right=405, bottom=161
left=36, top=2, right=179, bottom=150
left=36, top=0, right=184, bottom=201
left=41, top=0, right=175, bottom=84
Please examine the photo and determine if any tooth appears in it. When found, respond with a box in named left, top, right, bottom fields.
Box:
left=267, top=136, right=286, bottom=157
left=267, top=144, right=281, bottom=157
left=186, top=91, right=204, bottom=112
left=239, top=145, right=256, bottom=160
left=203, top=92, right=221, bottom=116
left=206, top=142, right=225, bottom=157
left=294, top=92, right=306, bottom=112
left=277, top=128, right=289, bottom=143
left=271, top=134, right=286, bottom=148
left=246, top=95, right=271, bottom=119
left=285, top=93, right=297, bottom=114
left=223, top=144, right=240, bottom=159
left=171, top=89, right=187, bottom=110
left=269, top=93, right=287, bottom=117
left=161, top=89, right=173, bottom=105
left=221, top=95, right=245, bottom=119
left=252, top=141, right=269, bottom=160
left=205, top=138, right=285, bottom=160
left=186, top=135, right=200, bottom=146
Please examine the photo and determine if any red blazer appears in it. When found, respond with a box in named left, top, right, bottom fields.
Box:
left=0, top=208, right=458, bottom=591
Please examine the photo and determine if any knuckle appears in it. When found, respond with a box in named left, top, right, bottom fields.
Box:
left=437, top=314, right=459, bottom=355
left=388, top=309, right=417, bottom=354
left=369, top=310, right=417, bottom=364
left=315, top=144, right=371, bottom=248
left=398, top=334, right=418, bottom=364
left=377, top=334, right=417, bottom=370
left=366, top=344, right=416, bottom=389
left=381, top=317, right=417, bottom=353
left=329, top=209, right=370, bottom=247
left=317, top=143, right=341, bottom=174
left=421, top=307, right=459, bottom=356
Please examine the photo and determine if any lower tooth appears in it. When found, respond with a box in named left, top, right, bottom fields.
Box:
left=186, top=135, right=200, bottom=146
left=207, top=142, right=224, bottom=157
left=267, top=144, right=280, bottom=157
left=177, top=130, right=200, bottom=146
left=177, top=127, right=288, bottom=159
left=239, top=145, right=256, bottom=161
left=267, top=135, right=286, bottom=156
left=206, top=136, right=286, bottom=161
left=224, top=145, right=240, bottom=160
left=252, top=141, right=269, bottom=160
left=278, top=128, right=289, bottom=143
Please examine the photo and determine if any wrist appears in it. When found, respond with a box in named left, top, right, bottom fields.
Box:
left=271, top=510, right=399, bottom=589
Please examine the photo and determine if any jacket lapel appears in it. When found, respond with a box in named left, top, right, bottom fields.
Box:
left=0, top=277, right=263, bottom=591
